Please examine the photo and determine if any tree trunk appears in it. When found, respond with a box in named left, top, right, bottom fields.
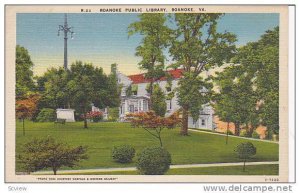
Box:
left=180, top=105, right=189, bottom=136
left=248, top=125, right=254, bottom=136
left=83, top=106, right=88, bottom=129
left=226, top=122, right=229, bottom=144
left=22, top=118, right=25, bottom=136
left=84, top=118, right=88, bottom=129
left=234, top=123, right=240, bottom=136
left=53, top=168, right=57, bottom=175
left=243, top=159, right=246, bottom=172
left=158, top=135, right=163, bottom=147
left=148, top=81, right=153, bottom=110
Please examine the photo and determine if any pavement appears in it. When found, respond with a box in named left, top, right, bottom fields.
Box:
left=33, top=161, right=279, bottom=175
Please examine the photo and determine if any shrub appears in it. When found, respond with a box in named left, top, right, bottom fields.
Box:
left=112, top=145, right=135, bottom=163
left=82, top=111, right=103, bottom=122
left=36, top=108, right=56, bottom=122
left=108, top=107, right=119, bottom=122
left=136, top=147, right=171, bottom=175
left=239, top=130, right=250, bottom=137
left=226, top=130, right=234, bottom=135
left=252, top=131, right=260, bottom=139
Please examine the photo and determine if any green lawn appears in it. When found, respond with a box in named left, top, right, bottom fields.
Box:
left=16, top=121, right=279, bottom=174
left=63, top=164, right=279, bottom=175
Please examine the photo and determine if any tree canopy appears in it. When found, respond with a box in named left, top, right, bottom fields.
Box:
left=16, top=45, right=35, bottom=98
left=169, top=13, right=237, bottom=135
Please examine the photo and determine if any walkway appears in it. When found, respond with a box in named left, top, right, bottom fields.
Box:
left=33, top=161, right=279, bottom=175
left=189, top=129, right=279, bottom=144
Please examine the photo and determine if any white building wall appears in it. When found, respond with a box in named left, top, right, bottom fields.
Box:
left=117, top=72, right=214, bottom=130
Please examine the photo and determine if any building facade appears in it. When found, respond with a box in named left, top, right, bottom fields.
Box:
left=117, top=69, right=215, bottom=130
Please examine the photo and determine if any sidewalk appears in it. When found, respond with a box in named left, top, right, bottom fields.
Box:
left=189, top=129, right=279, bottom=144
left=33, top=161, right=279, bottom=175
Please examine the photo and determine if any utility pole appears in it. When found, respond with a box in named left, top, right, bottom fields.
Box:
left=58, top=13, right=74, bottom=70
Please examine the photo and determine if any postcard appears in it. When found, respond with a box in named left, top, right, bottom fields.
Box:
left=5, top=5, right=292, bottom=182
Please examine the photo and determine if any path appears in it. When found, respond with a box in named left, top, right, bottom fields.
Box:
left=189, top=129, right=279, bottom=144
left=33, top=161, right=279, bottom=175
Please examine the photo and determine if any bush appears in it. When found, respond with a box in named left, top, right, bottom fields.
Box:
left=226, top=130, right=234, bottom=135
left=252, top=131, right=260, bottom=139
left=239, top=130, right=250, bottom=137
left=83, top=111, right=103, bottom=122
left=136, top=147, right=171, bottom=175
left=108, top=107, right=119, bottom=122
left=112, top=145, right=135, bottom=163
left=36, top=108, right=56, bottom=122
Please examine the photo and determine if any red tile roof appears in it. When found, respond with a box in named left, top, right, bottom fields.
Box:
left=128, top=69, right=184, bottom=84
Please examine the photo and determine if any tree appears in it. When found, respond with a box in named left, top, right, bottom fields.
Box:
left=18, top=137, right=88, bottom=175
left=128, top=13, right=171, bottom=110
left=16, top=45, right=35, bottom=98
left=212, top=66, right=259, bottom=136
left=234, top=27, right=279, bottom=136
left=15, top=94, right=40, bottom=136
left=151, top=84, right=167, bottom=117
left=169, top=13, right=236, bottom=135
left=36, top=67, right=71, bottom=109
left=235, top=142, right=256, bottom=172
left=67, top=61, right=120, bottom=128
left=126, top=111, right=181, bottom=147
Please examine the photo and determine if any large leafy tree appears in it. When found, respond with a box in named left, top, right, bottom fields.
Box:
left=169, top=13, right=236, bottom=135
left=213, top=66, right=259, bottom=136
left=233, top=27, right=279, bottom=135
left=128, top=13, right=171, bottom=109
left=38, top=67, right=71, bottom=109
left=16, top=45, right=35, bottom=98
left=67, top=61, right=120, bottom=128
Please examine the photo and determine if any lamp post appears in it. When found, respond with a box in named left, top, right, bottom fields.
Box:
left=58, top=13, right=74, bottom=70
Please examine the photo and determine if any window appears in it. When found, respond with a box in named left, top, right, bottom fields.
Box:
left=201, top=119, right=206, bottom=126
left=129, top=105, right=134, bottom=113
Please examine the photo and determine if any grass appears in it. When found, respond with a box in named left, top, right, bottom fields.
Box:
left=16, top=121, right=279, bottom=174
left=63, top=164, right=279, bottom=175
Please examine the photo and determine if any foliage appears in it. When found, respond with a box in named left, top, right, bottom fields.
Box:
left=226, top=130, right=234, bottom=136
left=16, top=45, right=35, bottom=98
left=108, top=107, right=119, bottom=121
left=235, top=142, right=257, bottom=171
left=128, top=13, right=171, bottom=109
left=36, top=108, right=56, bottom=122
left=40, top=61, right=120, bottom=128
left=151, top=84, right=167, bottom=117
left=212, top=65, right=259, bottom=136
left=136, top=147, right=171, bottom=175
left=81, top=111, right=103, bottom=122
left=111, top=145, right=135, bottom=163
left=233, top=27, right=279, bottom=135
left=38, top=67, right=71, bottom=109
left=252, top=131, right=260, bottom=139
left=169, top=13, right=237, bottom=135
left=239, top=130, right=250, bottom=138
left=16, top=94, right=40, bottom=136
left=126, top=111, right=181, bottom=147
left=18, top=136, right=88, bottom=175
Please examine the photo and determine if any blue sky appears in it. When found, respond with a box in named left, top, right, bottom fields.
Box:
left=17, top=13, right=279, bottom=76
